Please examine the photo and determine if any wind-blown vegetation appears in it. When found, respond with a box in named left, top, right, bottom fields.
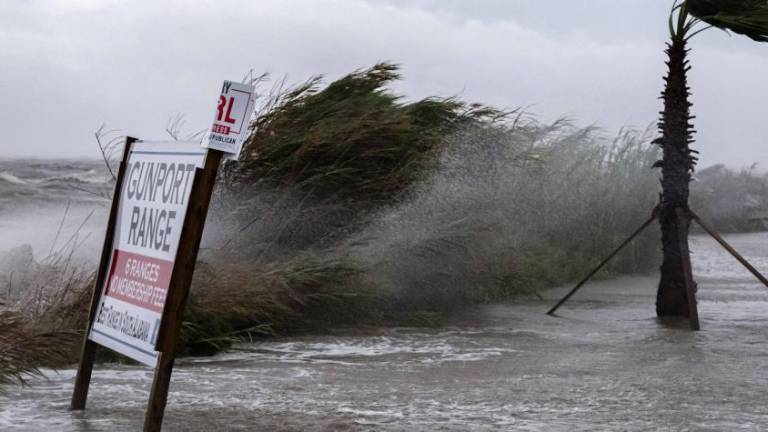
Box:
left=184, top=113, right=663, bottom=354
left=2, top=63, right=664, bottom=379
left=222, top=63, right=500, bottom=203
left=217, top=63, right=504, bottom=255
left=183, top=65, right=662, bottom=352
left=692, top=164, right=768, bottom=232
left=0, top=311, right=76, bottom=388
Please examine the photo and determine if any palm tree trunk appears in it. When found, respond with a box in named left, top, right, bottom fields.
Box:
left=655, top=31, right=698, bottom=317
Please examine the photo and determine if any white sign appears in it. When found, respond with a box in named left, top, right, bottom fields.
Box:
left=89, top=142, right=205, bottom=366
left=205, top=80, right=255, bottom=158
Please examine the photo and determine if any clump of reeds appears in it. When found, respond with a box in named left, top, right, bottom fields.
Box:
left=1, top=63, right=669, bottom=378
left=180, top=255, right=371, bottom=355
left=0, top=310, right=78, bottom=387
left=343, top=120, right=661, bottom=310
left=214, top=63, right=504, bottom=259
left=9, top=214, right=95, bottom=334
left=691, top=164, right=768, bottom=232
left=0, top=213, right=98, bottom=386
left=221, top=62, right=500, bottom=202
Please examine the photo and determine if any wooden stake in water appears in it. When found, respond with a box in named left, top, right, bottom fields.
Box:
left=71, top=136, right=136, bottom=411
left=546, top=212, right=657, bottom=316
left=691, top=210, right=768, bottom=290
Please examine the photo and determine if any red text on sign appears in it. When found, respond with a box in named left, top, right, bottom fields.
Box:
left=211, top=124, right=231, bottom=135
left=216, top=96, right=237, bottom=124
left=104, top=250, right=173, bottom=313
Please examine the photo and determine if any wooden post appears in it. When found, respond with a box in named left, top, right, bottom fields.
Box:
left=143, top=149, right=223, bottom=432
left=71, top=136, right=137, bottom=410
left=547, top=212, right=657, bottom=315
left=676, top=207, right=700, bottom=330
left=691, top=210, right=768, bottom=289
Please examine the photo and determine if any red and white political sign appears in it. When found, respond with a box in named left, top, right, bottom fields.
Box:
left=89, top=142, right=205, bottom=366
left=204, top=80, right=255, bottom=158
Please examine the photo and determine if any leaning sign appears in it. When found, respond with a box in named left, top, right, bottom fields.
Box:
left=88, top=142, right=205, bottom=366
left=205, top=80, right=255, bottom=158
left=71, top=139, right=221, bottom=432
left=71, top=80, right=252, bottom=432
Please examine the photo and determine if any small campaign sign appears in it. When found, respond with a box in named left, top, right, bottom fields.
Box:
left=205, top=80, right=255, bottom=157
left=88, top=141, right=205, bottom=366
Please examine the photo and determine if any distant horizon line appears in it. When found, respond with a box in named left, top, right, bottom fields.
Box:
left=0, top=155, right=764, bottom=174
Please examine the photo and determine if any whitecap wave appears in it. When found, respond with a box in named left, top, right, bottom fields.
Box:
left=0, top=171, right=28, bottom=185
left=46, top=169, right=108, bottom=185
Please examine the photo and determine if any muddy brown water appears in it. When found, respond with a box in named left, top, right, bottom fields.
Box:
left=2, top=232, right=768, bottom=431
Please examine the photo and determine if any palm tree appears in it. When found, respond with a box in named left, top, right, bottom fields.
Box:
left=655, top=0, right=768, bottom=318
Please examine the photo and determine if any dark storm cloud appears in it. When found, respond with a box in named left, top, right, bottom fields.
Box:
left=0, top=0, right=765, bottom=167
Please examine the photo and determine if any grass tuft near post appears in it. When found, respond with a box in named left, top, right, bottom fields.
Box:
left=0, top=311, right=78, bottom=388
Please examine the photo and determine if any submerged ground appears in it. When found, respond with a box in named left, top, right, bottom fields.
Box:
left=2, top=232, right=768, bottom=431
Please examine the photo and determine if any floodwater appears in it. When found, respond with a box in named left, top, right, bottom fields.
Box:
left=2, top=232, right=768, bottom=431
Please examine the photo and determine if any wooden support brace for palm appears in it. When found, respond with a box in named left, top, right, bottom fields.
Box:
left=547, top=206, right=768, bottom=322
left=690, top=210, right=768, bottom=290
left=546, top=210, right=657, bottom=316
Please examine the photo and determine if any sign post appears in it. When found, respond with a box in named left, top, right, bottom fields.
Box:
left=143, top=148, right=222, bottom=431
left=70, top=139, right=220, bottom=430
left=71, top=80, right=254, bottom=431
left=71, top=136, right=138, bottom=410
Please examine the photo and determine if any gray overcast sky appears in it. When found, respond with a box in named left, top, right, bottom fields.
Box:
left=1, top=0, right=766, bottom=167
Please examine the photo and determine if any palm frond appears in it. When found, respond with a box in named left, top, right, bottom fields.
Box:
left=687, top=0, right=768, bottom=42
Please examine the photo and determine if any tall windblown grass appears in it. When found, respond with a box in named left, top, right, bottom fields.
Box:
left=180, top=256, right=370, bottom=355
left=2, top=63, right=664, bottom=377
left=691, top=164, right=768, bottom=232
left=222, top=63, right=501, bottom=202
left=0, top=255, right=89, bottom=385
left=215, top=63, right=503, bottom=257
left=340, top=120, right=660, bottom=310
left=0, top=310, right=77, bottom=387
left=0, top=222, right=97, bottom=385
left=189, top=115, right=661, bottom=350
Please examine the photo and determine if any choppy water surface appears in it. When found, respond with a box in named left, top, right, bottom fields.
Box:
left=2, top=232, right=768, bottom=431
left=0, top=159, right=110, bottom=258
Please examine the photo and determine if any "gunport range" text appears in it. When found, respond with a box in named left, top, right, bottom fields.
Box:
left=124, top=161, right=196, bottom=252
